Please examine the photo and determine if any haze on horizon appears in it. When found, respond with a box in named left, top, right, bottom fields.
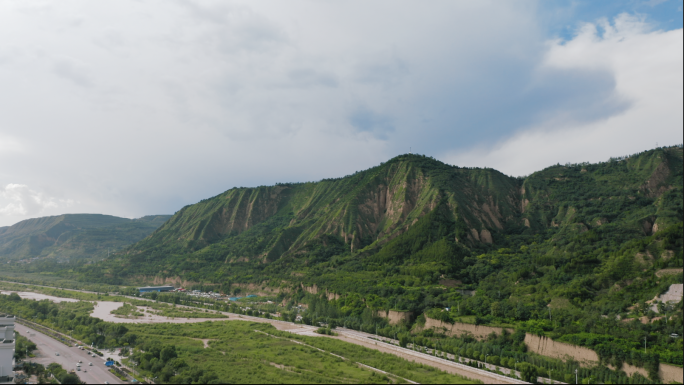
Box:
left=1, top=0, right=682, bottom=227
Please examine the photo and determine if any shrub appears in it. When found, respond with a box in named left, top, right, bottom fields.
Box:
left=489, top=355, right=500, bottom=366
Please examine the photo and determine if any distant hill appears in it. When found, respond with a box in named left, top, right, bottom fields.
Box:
left=0, top=214, right=172, bottom=262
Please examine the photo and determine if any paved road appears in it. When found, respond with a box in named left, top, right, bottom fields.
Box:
left=19, top=325, right=123, bottom=384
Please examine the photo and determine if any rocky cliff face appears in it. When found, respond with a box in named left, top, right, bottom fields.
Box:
left=127, top=155, right=523, bottom=260
left=110, top=147, right=681, bottom=285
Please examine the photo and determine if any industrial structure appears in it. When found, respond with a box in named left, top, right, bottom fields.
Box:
left=138, top=286, right=175, bottom=293
left=0, top=315, right=15, bottom=384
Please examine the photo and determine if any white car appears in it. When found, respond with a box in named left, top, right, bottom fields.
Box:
left=89, top=362, right=93, bottom=366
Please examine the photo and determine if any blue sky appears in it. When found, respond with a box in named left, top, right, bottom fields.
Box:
left=540, top=0, right=683, bottom=39
left=0, top=0, right=682, bottom=225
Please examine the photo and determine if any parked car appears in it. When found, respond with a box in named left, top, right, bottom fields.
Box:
left=89, top=362, right=93, bottom=366
left=55, top=352, right=60, bottom=356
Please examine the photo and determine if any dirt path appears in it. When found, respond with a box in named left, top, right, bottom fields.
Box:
left=0, top=291, right=79, bottom=303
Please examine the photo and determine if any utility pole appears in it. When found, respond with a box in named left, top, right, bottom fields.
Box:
left=575, top=368, right=578, bottom=384
left=644, top=337, right=647, bottom=353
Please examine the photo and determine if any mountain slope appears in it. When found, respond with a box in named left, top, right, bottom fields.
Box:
left=17, top=146, right=683, bottom=374
left=98, top=155, right=524, bottom=281
left=0, top=214, right=172, bottom=262
left=74, top=146, right=681, bottom=292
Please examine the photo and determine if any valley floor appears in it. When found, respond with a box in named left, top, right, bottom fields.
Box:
left=3, top=284, right=535, bottom=384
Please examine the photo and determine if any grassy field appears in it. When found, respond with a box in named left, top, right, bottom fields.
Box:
left=0, top=272, right=122, bottom=292
left=125, top=321, right=479, bottom=384
left=111, top=303, right=144, bottom=318
left=141, top=302, right=228, bottom=319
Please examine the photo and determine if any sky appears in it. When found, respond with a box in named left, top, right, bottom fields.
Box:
left=0, top=0, right=682, bottom=226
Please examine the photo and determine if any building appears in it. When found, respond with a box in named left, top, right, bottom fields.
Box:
left=0, top=315, right=15, bottom=384
left=138, top=286, right=175, bottom=293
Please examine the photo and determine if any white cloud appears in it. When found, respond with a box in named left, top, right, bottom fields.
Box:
left=0, top=184, right=74, bottom=217
left=52, top=56, right=93, bottom=87
left=0, top=134, right=24, bottom=156
left=444, top=14, right=683, bottom=176
left=0, top=2, right=680, bottom=226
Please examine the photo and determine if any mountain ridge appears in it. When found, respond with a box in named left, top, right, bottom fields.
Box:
left=0, top=213, right=172, bottom=262
left=72, top=146, right=682, bottom=291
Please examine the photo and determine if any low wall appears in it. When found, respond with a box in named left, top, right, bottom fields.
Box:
left=524, top=334, right=599, bottom=367
left=300, top=284, right=340, bottom=300
left=387, top=310, right=412, bottom=325
left=423, top=317, right=512, bottom=339
left=660, top=363, right=683, bottom=384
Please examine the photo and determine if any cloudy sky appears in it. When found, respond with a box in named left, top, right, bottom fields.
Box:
left=1, top=0, right=682, bottom=226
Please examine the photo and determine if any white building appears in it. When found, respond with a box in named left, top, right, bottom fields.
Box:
left=0, top=315, right=15, bottom=384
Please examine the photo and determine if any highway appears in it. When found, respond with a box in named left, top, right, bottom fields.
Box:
left=19, top=325, right=123, bottom=384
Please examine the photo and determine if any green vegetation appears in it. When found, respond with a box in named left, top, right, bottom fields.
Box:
left=111, top=303, right=144, bottom=318
left=125, top=321, right=476, bottom=384
left=0, top=294, right=136, bottom=348
left=406, top=325, right=657, bottom=384
left=139, top=302, right=228, bottom=319
left=1, top=293, right=476, bottom=384
left=109, top=367, right=129, bottom=381
left=47, top=363, right=81, bottom=384
left=14, top=331, right=37, bottom=360
left=0, top=214, right=171, bottom=263
left=2, top=145, right=683, bottom=383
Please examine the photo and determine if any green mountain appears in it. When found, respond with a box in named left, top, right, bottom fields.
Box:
left=83, top=146, right=681, bottom=290
left=0, top=214, right=172, bottom=262
left=25, top=145, right=684, bottom=374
